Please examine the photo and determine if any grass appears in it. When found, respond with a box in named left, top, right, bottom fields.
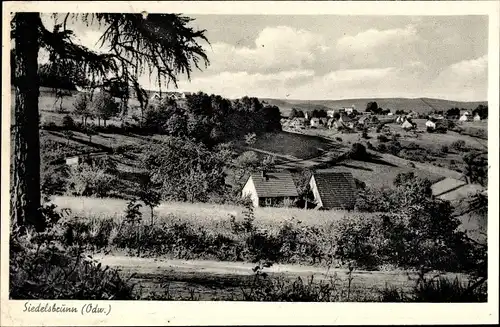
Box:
left=51, top=195, right=363, bottom=229
left=238, top=131, right=336, bottom=160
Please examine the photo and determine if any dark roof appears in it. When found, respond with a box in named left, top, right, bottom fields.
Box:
left=311, top=172, right=357, bottom=209
left=340, top=114, right=353, bottom=123
left=249, top=171, right=299, bottom=198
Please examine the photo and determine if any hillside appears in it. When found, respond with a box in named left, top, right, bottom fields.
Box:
left=262, top=97, right=487, bottom=117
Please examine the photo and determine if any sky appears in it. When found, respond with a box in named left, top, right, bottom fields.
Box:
left=41, top=14, right=488, bottom=101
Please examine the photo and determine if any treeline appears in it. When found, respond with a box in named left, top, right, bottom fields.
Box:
left=142, top=92, right=282, bottom=147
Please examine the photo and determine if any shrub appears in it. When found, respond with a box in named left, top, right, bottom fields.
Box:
left=349, top=143, right=368, bottom=160
left=377, top=134, right=389, bottom=143
left=335, top=137, right=343, bottom=142
left=387, top=140, right=402, bottom=156
left=62, top=115, right=75, bottom=129
left=380, top=274, right=486, bottom=302
left=451, top=140, right=466, bottom=151
left=66, top=163, right=116, bottom=197
left=9, top=204, right=135, bottom=300
left=441, top=145, right=449, bottom=154
left=376, top=143, right=387, bottom=152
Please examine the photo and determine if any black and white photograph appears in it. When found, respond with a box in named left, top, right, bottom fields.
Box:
left=2, top=0, right=499, bottom=325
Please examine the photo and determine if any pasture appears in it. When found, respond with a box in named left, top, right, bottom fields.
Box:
left=52, top=195, right=360, bottom=230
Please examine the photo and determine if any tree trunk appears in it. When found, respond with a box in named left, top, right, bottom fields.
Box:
left=11, top=13, right=44, bottom=231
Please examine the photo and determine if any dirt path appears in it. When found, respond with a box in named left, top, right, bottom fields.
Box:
left=93, top=254, right=466, bottom=300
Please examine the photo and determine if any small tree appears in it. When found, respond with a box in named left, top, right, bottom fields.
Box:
left=91, top=92, right=120, bottom=127
left=138, top=176, right=161, bottom=225
left=62, top=130, right=73, bottom=146
left=73, top=93, right=92, bottom=126
left=86, top=125, right=98, bottom=143
left=62, top=115, right=75, bottom=129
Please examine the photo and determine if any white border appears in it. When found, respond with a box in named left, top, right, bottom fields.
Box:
left=2, top=1, right=499, bottom=326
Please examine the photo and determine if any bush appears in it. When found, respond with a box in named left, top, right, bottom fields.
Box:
left=349, top=143, right=368, bottom=160
left=451, top=140, right=466, bottom=151
left=441, top=145, right=449, bottom=154
left=10, top=204, right=135, bottom=299
left=387, top=140, right=402, bottom=156
left=380, top=274, right=486, bottom=302
left=62, top=115, right=75, bottom=129
left=335, top=137, right=343, bottom=142
left=377, top=134, right=389, bottom=143
left=376, top=143, right=387, bottom=152
left=66, top=163, right=116, bottom=197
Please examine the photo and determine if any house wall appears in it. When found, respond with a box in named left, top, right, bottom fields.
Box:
left=309, top=176, right=323, bottom=208
left=66, top=157, right=80, bottom=166
left=242, top=177, right=259, bottom=207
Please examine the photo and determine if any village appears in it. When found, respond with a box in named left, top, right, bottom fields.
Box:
left=8, top=10, right=491, bottom=306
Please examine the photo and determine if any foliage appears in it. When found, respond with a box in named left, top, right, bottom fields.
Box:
left=380, top=272, right=486, bottom=302
left=137, top=176, right=161, bottom=224
left=348, top=143, right=368, bottom=160
left=72, top=93, right=93, bottom=125
left=90, top=91, right=120, bottom=126
left=10, top=203, right=135, bottom=299
left=141, top=137, right=229, bottom=202
left=62, top=115, right=75, bottom=129
left=366, top=101, right=380, bottom=114
left=472, top=104, right=488, bottom=119
left=441, top=145, right=449, bottom=153
left=66, top=163, right=116, bottom=197
left=446, top=107, right=461, bottom=118
left=377, top=134, right=389, bottom=143
left=451, top=140, right=466, bottom=151
left=289, top=108, right=305, bottom=119
left=463, top=151, right=488, bottom=186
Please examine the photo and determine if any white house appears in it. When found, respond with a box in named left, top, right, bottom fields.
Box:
left=343, top=106, right=355, bottom=114
left=473, top=113, right=482, bottom=121
left=459, top=113, right=470, bottom=122
left=327, top=110, right=336, bottom=118
left=241, top=171, right=299, bottom=207
left=425, top=120, right=437, bottom=130
left=401, top=119, right=415, bottom=130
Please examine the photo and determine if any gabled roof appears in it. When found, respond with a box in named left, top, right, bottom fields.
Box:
left=431, top=177, right=467, bottom=197
left=249, top=171, right=298, bottom=198
left=311, top=172, right=357, bottom=209
left=339, top=114, right=353, bottom=123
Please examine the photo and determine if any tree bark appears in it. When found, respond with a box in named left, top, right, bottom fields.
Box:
left=12, top=13, right=44, bottom=231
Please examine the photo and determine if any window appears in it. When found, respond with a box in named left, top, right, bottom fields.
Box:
left=265, top=198, right=272, bottom=206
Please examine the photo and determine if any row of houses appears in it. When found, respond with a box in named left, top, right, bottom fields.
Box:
left=241, top=170, right=358, bottom=210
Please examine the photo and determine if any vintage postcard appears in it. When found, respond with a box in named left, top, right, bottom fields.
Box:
left=1, top=1, right=499, bottom=326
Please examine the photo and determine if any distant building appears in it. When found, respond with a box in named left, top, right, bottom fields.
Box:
left=309, top=172, right=358, bottom=210
left=358, top=115, right=379, bottom=127
left=425, top=120, right=437, bottom=130
left=327, top=110, right=336, bottom=118
left=310, top=117, right=320, bottom=128
left=339, top=114, right=355, bottom=129
left=473, top=113, right=482, bottom=121
left=241, top=171, right=299, bottom=208
left=401, top=119, right=415, bottom=130
left=342, top=106, right=356, bottom=114
left=459, top=113, right=470, bottom=122
left=387, top=112, right=394, bottom=116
